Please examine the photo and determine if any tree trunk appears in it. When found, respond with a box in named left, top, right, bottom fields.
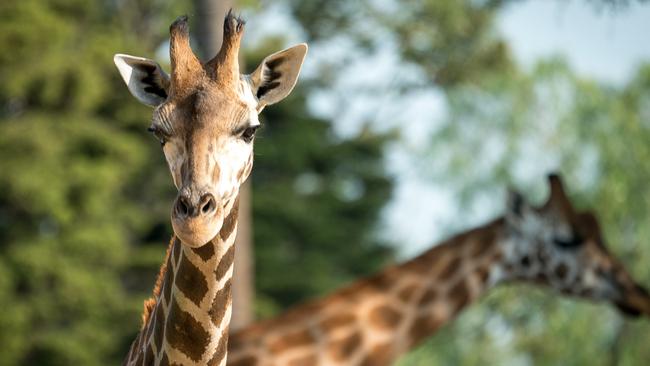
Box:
left=231, top=180, right=254, bottom=330
left=192, top=0, right=255, bottom=331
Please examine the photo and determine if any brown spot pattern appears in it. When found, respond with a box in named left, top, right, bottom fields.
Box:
left=192, top=242, right=215, bottom=261
left=159, top=352, right=169, bottom=366
left=130, top=333, right=142, bottom=362
left=215, top=244, right=235, bottom=281
left=397, top=283, right=419, bottom=303
left=210, top=279, right=232, bottom=327
left=438, top=256, right=461, bottom=281
left=165, top=298, right=210, bottom=362
left=468, top=233, right=494, bottom=257
left=475, top=266, right=490, bottom=284
left=228, top=355, right=259, bottom=366
left=145, top=346, right=155, bottom=365
left=408, top=314, right=441, bottom=347
left=448, top=280, right=470, bottom=314
left=236, top=165, right=247, bottom=182
left=417, top=288, right=438, bottom=307
left=153, top=304, right=165, bottom=352
left=368, top=305, right=402, bottom=330
left=134, top=348, right=144, bottom=365
left=360, top=343, right=393, bottom=366
left=220, top=201, right=239, bottom=239
left=268, top=328, right=315, bottom=355
left=489, top=250, right=503, bottom=265
left=144, top=319, right=154, bottom=348
left=327, top=331, right=362, bottom=362
left=207, top=329, right=229, bottom=366
left=319, top=313, right=356, bottom=333
left=175, top=253, right=208, bottom=306
left=163, top=264, right=174, bottom=305
left=172, top=237, right=181, bottom=263
left=288, top=353, right=318, bottom=366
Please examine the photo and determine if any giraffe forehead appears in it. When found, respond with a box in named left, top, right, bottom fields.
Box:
left=158, top=84, right=253, bottom=134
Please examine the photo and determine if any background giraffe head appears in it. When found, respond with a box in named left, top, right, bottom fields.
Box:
left=500, top=174, right=650, bottom=317
left=113, top=14, right=307, bottom=247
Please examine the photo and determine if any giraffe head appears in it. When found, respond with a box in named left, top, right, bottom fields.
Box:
left=501, top=174, right=650, bottom=317
left=113, top=14, right=307, bottom=247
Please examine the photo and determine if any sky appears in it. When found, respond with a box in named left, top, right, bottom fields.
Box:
left=498, top=0, right=650, bottom=85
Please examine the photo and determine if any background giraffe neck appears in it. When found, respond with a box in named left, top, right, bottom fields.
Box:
left=125, top=198, right=240, bottom=366
left=227, top=218, right=506, bottom=366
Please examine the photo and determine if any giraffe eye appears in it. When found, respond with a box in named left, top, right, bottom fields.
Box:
left=240, top=125, right=260, bottom=143
left=147, top=126, right=168, bottom=147
left=553, top=233, right=583, bottom=248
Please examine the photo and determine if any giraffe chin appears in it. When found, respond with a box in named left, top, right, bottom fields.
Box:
left=171, top=214, right=224, bottom=248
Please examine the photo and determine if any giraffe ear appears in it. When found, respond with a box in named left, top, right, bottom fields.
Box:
left=505, top=188, right=532, bottom=227
left=249, top=43, right=308, bottom=111
left=114, top=54, right=170, bottom=107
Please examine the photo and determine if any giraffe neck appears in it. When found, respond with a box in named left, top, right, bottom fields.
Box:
left=227, top=218, right=509, bottom=366
left=125, top=198, right=239, bottom=366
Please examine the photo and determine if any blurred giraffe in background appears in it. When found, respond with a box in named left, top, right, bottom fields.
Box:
left=113, top=13, right=307, bottom=365
left=227, top=175, right=650, bottom=366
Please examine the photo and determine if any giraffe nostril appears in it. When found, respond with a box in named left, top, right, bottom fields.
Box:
left=199, top=193, right=217, bottom=216
left=175, top=196, right=190, bottom=218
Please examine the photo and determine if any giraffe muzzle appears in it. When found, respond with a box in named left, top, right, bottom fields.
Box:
left=171, top=190, right=223, bottom=247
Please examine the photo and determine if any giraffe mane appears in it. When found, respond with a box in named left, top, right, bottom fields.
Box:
left=141, top=236, right=176, bottom=328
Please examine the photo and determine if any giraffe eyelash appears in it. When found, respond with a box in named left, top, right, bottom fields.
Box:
left=147, top=126, right=169, bottom=147
left=553, top=233, right=583, bottom=248
left=240, top=125, right=260, bottom=143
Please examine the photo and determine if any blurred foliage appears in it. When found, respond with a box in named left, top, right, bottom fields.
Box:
left=279, top=0, right=514, bottom=88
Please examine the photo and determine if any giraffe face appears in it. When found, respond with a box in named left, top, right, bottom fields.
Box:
left=114, top=15, right=307, bottom=247
left=502, top=175, right=650, bottom=317
left=150, top=84, right=258, bottom=248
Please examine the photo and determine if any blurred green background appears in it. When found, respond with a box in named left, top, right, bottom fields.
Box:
left=1, top=0, right=649, bottom=365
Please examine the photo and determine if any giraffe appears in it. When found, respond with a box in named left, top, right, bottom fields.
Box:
left=226, top=175, right=650, bottom=366
left=113, top=13, right=307, bottom=365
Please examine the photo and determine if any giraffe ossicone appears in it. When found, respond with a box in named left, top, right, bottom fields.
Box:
left=227, top=174, right=650, bottom=366
left=114, top=12, right=307, bottom=366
